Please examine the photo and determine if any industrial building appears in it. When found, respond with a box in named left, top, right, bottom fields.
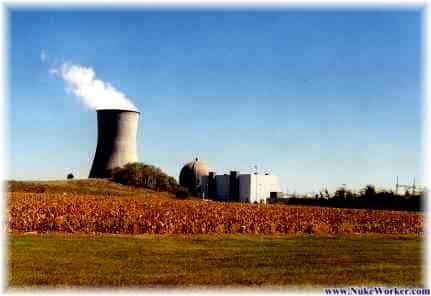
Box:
left=179, top=158, right=209, bottom=196
left=85, top=108, right=282, bottom=203
left=179, top=159, right=280, bottom=203
left=201, top=171, right=281, bottom=204
left=89, top=109, right=140, bottom=178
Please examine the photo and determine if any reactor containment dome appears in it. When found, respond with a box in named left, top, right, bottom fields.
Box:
left=179, top=158, right=209, bottom=195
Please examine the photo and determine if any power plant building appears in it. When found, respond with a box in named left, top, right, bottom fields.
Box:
left=89, top=109, right=140, bottom=178
left=201, top=171, right=280, bottom=203
left=179, top=158, right=209, bottom=195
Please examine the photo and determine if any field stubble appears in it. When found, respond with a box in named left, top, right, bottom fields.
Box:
left=8, top=191, right=423, bottom=235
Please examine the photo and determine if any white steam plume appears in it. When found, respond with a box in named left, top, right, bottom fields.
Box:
left=51, top=63, right=138, bottom=112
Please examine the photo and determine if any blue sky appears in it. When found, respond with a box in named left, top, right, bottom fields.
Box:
left=9, top=8, right=423, bottom=193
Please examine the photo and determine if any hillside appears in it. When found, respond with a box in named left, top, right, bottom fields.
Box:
left=7, top=179, right=175, bottom=198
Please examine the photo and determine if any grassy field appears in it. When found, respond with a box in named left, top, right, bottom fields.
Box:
left=8, top=233, right=423, bottom=288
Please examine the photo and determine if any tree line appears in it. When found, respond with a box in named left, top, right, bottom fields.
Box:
left=271, top=185, right=424, bottom=212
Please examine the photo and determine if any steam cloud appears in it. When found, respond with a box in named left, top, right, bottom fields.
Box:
left=51, top=63, right=138, bottom=112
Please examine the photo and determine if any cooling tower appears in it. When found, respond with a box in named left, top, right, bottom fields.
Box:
left=89, top=109, right=139, bottom=178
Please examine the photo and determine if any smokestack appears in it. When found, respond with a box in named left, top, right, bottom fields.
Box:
left=89, top=109, right=140, bottom=178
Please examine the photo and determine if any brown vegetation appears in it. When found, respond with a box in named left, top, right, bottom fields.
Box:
left=8, top=192, right=423, bottom=235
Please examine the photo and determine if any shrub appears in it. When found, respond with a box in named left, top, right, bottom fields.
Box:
left=111, top=162, right=179, bottom=193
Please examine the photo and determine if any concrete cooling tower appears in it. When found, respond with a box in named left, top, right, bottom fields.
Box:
left=89, top=109, right=140, bottom=178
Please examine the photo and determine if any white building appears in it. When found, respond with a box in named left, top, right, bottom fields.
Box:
left=201, top=172, right=281, bottom=203
left=238, top=174, right=280, bottom=203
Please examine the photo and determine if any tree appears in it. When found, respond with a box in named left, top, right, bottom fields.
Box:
left=363, top=185, right=376, bottom=198
left=167, top=176, right=179, bottom=192
left=67, top=173, right=74, bottom=180
left=334, top=187, right=346, bottom=200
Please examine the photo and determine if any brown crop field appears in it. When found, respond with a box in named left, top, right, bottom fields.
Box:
left=7, top=191, right=423, bottom=235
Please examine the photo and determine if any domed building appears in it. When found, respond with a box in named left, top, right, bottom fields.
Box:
left=179, top=158, right=209, bottom=195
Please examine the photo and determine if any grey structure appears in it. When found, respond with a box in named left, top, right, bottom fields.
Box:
left=89, top=109, right=139, bottom=178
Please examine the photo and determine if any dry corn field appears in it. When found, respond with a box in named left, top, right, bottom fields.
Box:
left=8, top=192, right=423, bottom=235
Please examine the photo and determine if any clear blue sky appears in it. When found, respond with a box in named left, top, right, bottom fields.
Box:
left=8, top=8, right=423, bottom=193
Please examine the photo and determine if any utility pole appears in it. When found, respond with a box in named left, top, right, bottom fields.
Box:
left=395, top=176, right=419, bottom=196
left=254, top=165, right=258, bottom=202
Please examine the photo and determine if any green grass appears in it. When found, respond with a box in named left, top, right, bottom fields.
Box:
left=8, top=233, right=423, bottom=288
